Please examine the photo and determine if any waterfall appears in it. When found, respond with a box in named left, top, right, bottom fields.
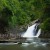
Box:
left=33, top=29, right=41, bottom=37
left=22, top=23, right=41, bottom=38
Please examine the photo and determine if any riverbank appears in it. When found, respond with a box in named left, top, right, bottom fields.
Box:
left=0, top=19, right=50, bottom=40
left=0, top=38, right=50, bottom=50
left=0, top=43, right=50, bottom=50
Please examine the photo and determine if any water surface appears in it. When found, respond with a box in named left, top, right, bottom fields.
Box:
left=0, top=38, right=50, bottom=50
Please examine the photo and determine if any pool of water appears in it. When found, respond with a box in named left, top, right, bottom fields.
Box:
left=0, top=42, right=50, bottom=50
left=0, top=38, right=50, bottom=50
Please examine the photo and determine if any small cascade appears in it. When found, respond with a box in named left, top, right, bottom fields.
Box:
left=33, top=29, right=41, bottom=37
left=22, top=24, right=37, bottom=37
left=22, top=23, right=41, bottom=38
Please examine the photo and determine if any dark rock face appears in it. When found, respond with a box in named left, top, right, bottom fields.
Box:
left=39, top=30, right=50, bottom=38
left=4, top=19, right=50, bottom=39
left=8, top=25, right=27, bottom=34
left=8, top=19, right=39, bottom=34
left=9, top=19, right=47, bottom=38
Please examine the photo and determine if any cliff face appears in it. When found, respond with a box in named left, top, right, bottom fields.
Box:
left=39, top=30, right=50, bottom=38
left=39, top=18, right=50, bottom=38
left=8, top=19, right=39, bottom=34
left=8, top=19, right=50, bottom=38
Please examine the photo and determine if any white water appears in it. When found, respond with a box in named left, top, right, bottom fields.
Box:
left=33, top=29, right=41, bottom=37
left=22, top=23, right=41, bottom=38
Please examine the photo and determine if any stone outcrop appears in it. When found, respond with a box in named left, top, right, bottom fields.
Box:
left=8, top=19, right=39, bottom=34
left=39, top=30, right=50, bottom=38
left=1, top=19, right=49, bottom=39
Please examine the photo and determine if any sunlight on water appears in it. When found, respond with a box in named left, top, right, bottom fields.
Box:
left=22, top=43, right=30, bottom=47
left=0, top=43, right=18, bottom=45
left=21, top=41, right=47, bottom=47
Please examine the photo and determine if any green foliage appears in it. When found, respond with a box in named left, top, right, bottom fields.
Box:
left=41, top=18, right=50, bottom=32
left=16, top=12, right=31, bottom=25
left=0, top=7, right=12, bottom=27
left=0, top=0, right=50, bottom=34
left=9, top=16, right=17, bottom=27
left=39, top=0, right=50, bottom=33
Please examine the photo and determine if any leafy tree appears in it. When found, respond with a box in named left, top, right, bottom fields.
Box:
left=0, top=0, right=50, bottom=34
left=41, top=18, right=50, bottom=32
left=0, top=7, right=12, bottom=34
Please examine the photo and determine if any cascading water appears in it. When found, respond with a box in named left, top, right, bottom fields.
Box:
left=22, top=23, right=41, bottom=38
left=33, top=29, right=41, bottom=37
